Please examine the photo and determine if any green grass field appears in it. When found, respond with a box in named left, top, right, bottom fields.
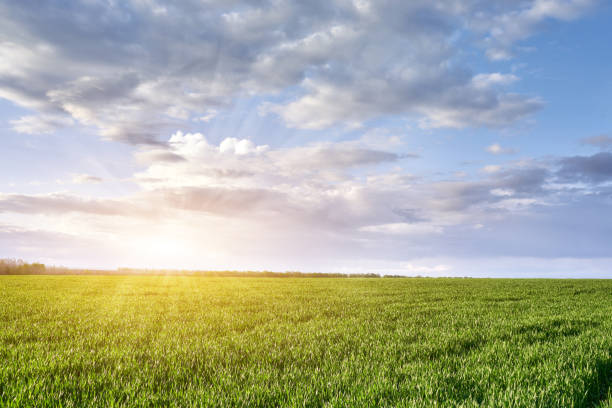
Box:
left=1, top=276, right=611, bottom=407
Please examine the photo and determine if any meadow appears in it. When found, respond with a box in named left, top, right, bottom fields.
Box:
left=0, top=276, right=610, bottom=407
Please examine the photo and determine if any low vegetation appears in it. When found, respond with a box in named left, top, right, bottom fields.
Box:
left=0, top=276, right=610, bottom=407
left=0, top=259, right=384, bottom=278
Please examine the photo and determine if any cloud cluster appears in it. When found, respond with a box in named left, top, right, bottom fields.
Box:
left=1, top=128, right=611, bottom=271
left=0, top=0, right=587, bottom=142
left=2, top=132, right=602, bottom=235
left=0, top=1, right=606, bottom=275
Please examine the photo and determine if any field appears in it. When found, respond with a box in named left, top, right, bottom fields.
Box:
left=0, top=276, right=611, bottom=407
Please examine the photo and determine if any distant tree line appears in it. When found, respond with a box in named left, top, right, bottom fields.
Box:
left=116, top=268, right=389, bottom=278
left=0, top=259, right=410, bottom=278
left=0, top=259, right=46, bottom=275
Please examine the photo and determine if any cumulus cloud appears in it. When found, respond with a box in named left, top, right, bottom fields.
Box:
left=134, top=131, right=414, bottom=193
left=269, top=75, right=542, bottom=130
left=4, top=143, right=612, bottom=271
left=0, top=0, right=576, bottom=142
left=0, top=142, right=552, bottom=239
left=219, top=138, right=269, bottom=155
left=135, top=132, right=551, bottom=234
left=0, top=123, right=546, bottom=236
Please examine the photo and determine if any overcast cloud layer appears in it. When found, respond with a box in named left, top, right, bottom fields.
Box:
left=1, top=0, right=611, bottom=277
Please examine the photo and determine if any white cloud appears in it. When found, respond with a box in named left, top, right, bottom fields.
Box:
left=270, top=70, right=541, bottom=130
left=486, top=143, right=517, bottom=155
left=418, top=94, right=543, bottom=129
left=472, top=73, right=519, bottom=88
left=0, top=0, right=583, bottom=141
left=10, top=115, right=74, bottom=134
left=168, top=131, right=212, bottom=158
left=129, top=131, right=551, bottom=238
left=0, top=1, right=605, bottom=276
left=135, top=131, right=411, bottom=195
left=3, top=138, right=612, bottom=275
left=219, top=138, right=268, bottom=155
left=195, top=109, right=218, bottom=123
left=490, top=188, right=514, bottom=197
left=475, top=0, right=597, bottom=60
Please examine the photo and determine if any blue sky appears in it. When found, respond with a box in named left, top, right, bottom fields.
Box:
left=1, top=0, right=611, bottom=277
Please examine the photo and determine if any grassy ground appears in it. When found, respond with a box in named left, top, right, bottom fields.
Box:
left=0, top=276, right=610, bottom=407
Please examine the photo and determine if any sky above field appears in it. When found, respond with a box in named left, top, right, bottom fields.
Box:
left=1, top=0, right=611, bottom=277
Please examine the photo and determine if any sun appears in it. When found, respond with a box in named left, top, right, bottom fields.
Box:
left=125, top=234, right=192, bottom=268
